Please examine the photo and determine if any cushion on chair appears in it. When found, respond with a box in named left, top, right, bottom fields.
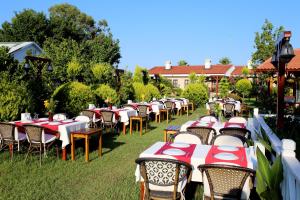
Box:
left=17, top=132, right=27, bottom=141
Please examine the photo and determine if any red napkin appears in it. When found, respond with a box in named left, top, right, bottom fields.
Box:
left=205, top=145, right=247, bottom=167
left=190, top=121, right=214, bottom=128
left=224, top=122, right=246, bottom=128
left=154, top=142, right=196, bottom=164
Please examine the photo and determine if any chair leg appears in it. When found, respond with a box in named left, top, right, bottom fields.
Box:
left=25, top=144, right=31, bottom=162
left=40, top=144, right=42, bottom=167
left=9, top=144, right=13, bottom=161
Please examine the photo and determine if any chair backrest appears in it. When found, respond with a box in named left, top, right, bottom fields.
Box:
left=164, top=101, right=173, bottom=110
left=0, top=122, right=15, bottom=140
left=137, top=105, right=148, bottom=116
left=173, top=131, right=203, bottom=144
left=228, top=117, right=247, bottom=124
left=186, top=127, right=216, bottom=145
left=211, top=134, right=246, bottom=147
left=53, top=113, right=67, bottom=121
left=198, top=164, right=255, bottom=200
left=23, top=124, right=43, bottom=143
left=223, top=103, right=235, bottom=112
left=219, top=127, right=250, bottom=139
left=101, top=110, right=114, bottom=123
left=81, top=110, right=95, bottom=120
left=136, top=157, right=191, bottom=199
left=199, top=115, right=218, bottom=123
left=208, top=102, right=216, bottom=110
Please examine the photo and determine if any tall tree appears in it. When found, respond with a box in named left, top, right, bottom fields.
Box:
left=0, top=9, right=49, bottom=45
left=219, top=57, right=231, bottom=65
left=49, top=3, right=95, bottom=42
left=252, top=19, right=284, bottom=67
left=178, top=59, right=188, bottom=66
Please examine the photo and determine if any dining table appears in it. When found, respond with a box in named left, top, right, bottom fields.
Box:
left=13, top=118, right=88, bottom=160
left=91, top=107, right=138, bottom=134
left=135, top=141, right=256, bottom=199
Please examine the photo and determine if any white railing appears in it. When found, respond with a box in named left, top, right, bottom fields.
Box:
left=250, top=114, right=300, bottom=200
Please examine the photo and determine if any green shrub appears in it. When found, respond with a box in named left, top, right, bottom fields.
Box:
left=182, top=83, right=208, bottom=106
left=227, top=93, right=243, bottom=102
left=219, top=77, right=230, bottom=98
left=119, top=71, right=134, bottom=104
left=95, top=84, right=119, bottom=105
left=0, top=79, right=34, bottom=121
left=236, top=78, right=252, bottom=99
left=52, top=82, right=96, bottom=117
left=133, top=82, right=160, bottom=102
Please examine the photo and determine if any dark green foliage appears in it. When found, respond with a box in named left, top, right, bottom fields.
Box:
left=119, top=71, right=134, bottom=105
left=182, top=83, right=208, bottom=106
left=177, top=60, right=188, bottom=66
left=52, top=82, right=96, bottom=117
left=252, top=19, right=284, bottom=66
left=219, top=57, right=231, bottom=65
left=219, top=77, right=230, bottom=98
left=0, top=9, right=49, bottom=46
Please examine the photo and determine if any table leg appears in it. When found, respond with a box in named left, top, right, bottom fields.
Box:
left=123, top=123, right=126, bottom=135
left=98, top=132, right=102, bottom=157
left=62, top=147, right=67, bottom=161
left=166, top=111, right=169, bottom=124
left=71, top=134, right=75, bottom=161
left=130, top=118, right=132, bottom=135
left=85, top=136, right=89, bottom=162
left=140, top=119, right=142, bottom=136
left=140, top=182, right=145, bottom=200
left=164, top=130, right=167, bottom=142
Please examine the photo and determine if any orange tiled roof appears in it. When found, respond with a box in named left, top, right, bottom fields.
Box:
left=231, top=66, right=253, bottom=76
left=148, top=64, right=232, bottom=75
left=256, top=48, right=300, bottom=72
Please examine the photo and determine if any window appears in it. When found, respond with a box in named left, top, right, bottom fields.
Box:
left=172, top=79, right=178, bottom=88
left=184, top=79, right=189, bottom=87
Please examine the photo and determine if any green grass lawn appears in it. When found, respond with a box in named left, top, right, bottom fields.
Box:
left=0, top=107, right=206, bottom=200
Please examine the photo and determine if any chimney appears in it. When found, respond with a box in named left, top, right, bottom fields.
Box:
left=204, top=59, right=211, bottom=69
left=247, top=60, right=253, bottom=69
left=165, top=60, right=172, bottom=70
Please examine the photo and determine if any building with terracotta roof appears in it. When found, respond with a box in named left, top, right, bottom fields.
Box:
left=256, top=48, right=300, bottom=104
left=148, top=59, right=252, bottom=95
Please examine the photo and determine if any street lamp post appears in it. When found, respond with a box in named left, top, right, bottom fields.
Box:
left=271, top=31, right=295, bottom=129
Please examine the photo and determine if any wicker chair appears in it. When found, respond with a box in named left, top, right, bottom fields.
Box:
left=81, top=110, right=101, bottom=128
left=172, top=131, right=203, bottom=144
left=207, top=102, right=216, bottom=116
left=186, top=127, right=217, bottom=145
left=211, top=134, right=247, bottom=147
left=159, top=101, right=173, bottom=123
left=135, top=157, right=192, bottom=200
left=130, top=105, right=148, bottom=136
left=101, top=110, right=117, bottom=134
left=198, top=164, right=255, bottom=200
left=23, top=124, right=58, bottom=166
left=0, top=122, right=26, bottom=160
left=219, top=127, right=251, bottom=139
left=223, top=103, right=235, bottom=118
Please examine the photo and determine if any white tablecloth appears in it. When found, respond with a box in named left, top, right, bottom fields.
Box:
left=135, top=142, right=255, bottom=182
left=117, top=108, right=138, bottom=125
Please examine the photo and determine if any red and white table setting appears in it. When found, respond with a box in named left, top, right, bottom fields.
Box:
left=13, top=118, right=88, bottom=159
left=135, top=141, right=256, bottom=183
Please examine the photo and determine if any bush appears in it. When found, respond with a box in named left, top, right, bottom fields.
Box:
left=236, top=78, right=252, bottom=99
left=182, top=83, right=208, bottom=106
left=52, top=82, right=96, bottom=117
left=219, top=77, right=230, bottom=98
left=133, top=82, right=160, bottom=102
left=227, top=93, right=243, bottom=102
left=95, top=84, right=119, bottom=105
left=119, top=71, right=134, bottom=105
left=0, top=78, right=34, bottom=121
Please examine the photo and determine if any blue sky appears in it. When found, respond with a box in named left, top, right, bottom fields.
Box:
left=1, top=0, right=300, bottom=71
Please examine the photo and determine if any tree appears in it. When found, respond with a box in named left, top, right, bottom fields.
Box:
left=178, top=60, right=188, bottom=66
left=236, top=79, right=252, bottom=99
left=67, top=57, right=83, bottom=81
left=182, top=83, right=208, bottom=106
left=119, top=71, right=134, bottom=104
left=49, top=3, right=95, bottom=42
left=242, top=67, right=250, bottom=77
left=133, top=65, right=149, bottom=84
left=219, top=77, right=230, bottom=98
left=0, top=9, right=49, bottom=45
left=219, top=57, right=231, bottom=65
left=252, top=19, right=284, bottom=66
left=91, top=62, right=114, bottom=85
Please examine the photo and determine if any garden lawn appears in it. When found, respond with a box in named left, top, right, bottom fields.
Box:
left=0, top=107, right=206, bottom=200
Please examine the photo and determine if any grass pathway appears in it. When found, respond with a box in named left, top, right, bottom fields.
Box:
left=0, top=107, right=206, bottom=200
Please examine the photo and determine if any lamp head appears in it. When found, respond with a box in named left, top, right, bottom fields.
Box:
left=279, top=41, right=295, bottom=63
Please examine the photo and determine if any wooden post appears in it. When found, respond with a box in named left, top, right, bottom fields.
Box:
left=277, top=62, right=286, bottom=129
left=216, top=76, right=219, bottom=96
